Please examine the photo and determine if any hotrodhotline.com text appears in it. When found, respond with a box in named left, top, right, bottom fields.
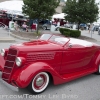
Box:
left=0, top=94, right=78, bottom=99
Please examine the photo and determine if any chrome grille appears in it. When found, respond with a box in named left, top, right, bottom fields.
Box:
left=2, top=48, right=17, bottom=82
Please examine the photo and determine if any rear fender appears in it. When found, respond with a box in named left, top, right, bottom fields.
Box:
left=92, top=50, right=100, bottom=70
left=12, top=62, right=64, bottom=88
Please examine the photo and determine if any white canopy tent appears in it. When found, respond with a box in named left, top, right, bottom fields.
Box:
left=0, top=0, right=24, bottom=16
left=52, top=13, right=66, bottom=19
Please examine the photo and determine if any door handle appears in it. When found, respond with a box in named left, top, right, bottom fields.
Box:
left=69, top=44, right=72, bottom=48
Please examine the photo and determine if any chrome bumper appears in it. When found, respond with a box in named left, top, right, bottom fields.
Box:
left=0, top=71, right=19, bottom=91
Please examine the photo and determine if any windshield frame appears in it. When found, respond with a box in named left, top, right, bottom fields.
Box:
left=39, top=33, right=70, bottom=46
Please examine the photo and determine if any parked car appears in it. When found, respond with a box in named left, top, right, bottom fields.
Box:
left=65, top=23, right=73, bottom=28
left=94, top=25, right=99, bottom=31
left=42, top=22, right=60, bottom=31
left=0, top=34, right=100, bottom=94
left=42, top=23, right=59, bottom=31
left=79, top=23, right=87, bottom=30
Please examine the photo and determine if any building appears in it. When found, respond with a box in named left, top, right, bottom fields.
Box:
left=55, top=0, right=65, bottom=14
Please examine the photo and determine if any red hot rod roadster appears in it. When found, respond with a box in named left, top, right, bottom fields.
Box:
left=0, top=33, right=100, bottom=94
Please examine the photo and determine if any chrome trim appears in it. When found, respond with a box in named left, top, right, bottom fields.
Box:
left=36, top=77, right=44, bottom=86
left=0, top=49, right=5, bottom=56
left=0, top=71, right=19, bottom=92
left=2, top=72, right=11, bottom=74
left=6, top=60, right=15, bottom=62
left=99, top=65, right=100, bottom=73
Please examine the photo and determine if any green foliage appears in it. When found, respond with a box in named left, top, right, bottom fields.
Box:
left=59, top=28, right=70, bottom=35
left=63, top=0, right=99, bottom=30
left=63, top=31, right=70, bottom=37
left=59, top=28, right=64, bottom=34
left=70, top=30, right=81, bottom=38
left=34, top=31, right=41, bottom=36
left=22, top=0, right=60, bottom=34
left=59, top=28, right=81, bottom=38
left=22, top=0, right=60, bottom=20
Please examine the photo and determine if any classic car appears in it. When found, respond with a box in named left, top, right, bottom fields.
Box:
left=0, top=33, right=100, bottom=94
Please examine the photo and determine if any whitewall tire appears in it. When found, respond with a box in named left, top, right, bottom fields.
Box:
left=96, top=64, right=100, bottom=75
left=28, top=72, right=49, bottom=94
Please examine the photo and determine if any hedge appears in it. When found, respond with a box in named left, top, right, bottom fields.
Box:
left=59, top=28, right=81, bottom=38
left=59, top=28, right=70, bottom=35
left=63, top=31, right=70, bottom=37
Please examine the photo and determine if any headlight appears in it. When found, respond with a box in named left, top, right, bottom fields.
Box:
left=0, top=49, right=5, bottom=56
left=15, top=57, right=22, bottom=67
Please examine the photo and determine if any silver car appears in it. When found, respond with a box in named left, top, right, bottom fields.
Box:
left=42, top=22, right=60, bottom=31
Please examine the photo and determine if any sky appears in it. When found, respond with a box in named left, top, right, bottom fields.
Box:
left=95, top=0, right=100, bottom=3
left=64, top=0, right=100, bottom=3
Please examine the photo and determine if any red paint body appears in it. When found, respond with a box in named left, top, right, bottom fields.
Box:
left=0, top=34, right=100, bottom=89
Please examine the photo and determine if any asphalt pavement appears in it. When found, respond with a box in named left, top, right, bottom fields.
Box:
left=0, top=27, right=15, bottom=42
left=81, top=30, right=100, bottom=42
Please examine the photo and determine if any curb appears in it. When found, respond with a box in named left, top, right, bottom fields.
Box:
left=0, top=37, right=15, bottom=42
left=10, top=33, right=35, bottom=41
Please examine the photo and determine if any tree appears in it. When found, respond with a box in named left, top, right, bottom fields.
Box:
left=22, top=0, right=60, bottom=34
left=63, top=0, right=99, bottom=30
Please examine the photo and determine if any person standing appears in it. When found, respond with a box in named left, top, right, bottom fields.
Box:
left=91, top=24, right=95, bottom=34
left=14, top=21, right=19, bottom=31
left=98, top=27, right=100, bottom=35
left=89, top=24, right=95, bottom=33
left=22, top=22, right=28, bottom=32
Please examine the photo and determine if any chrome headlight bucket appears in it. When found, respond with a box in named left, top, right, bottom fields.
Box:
left=0, top=49, right=5, bottom=56
left=15, top=57, right=22, bottom=67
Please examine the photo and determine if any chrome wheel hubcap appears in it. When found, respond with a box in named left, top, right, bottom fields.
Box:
left=36, top=76, right=44, bottom=87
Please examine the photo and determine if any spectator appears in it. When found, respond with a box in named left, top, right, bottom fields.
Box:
left=91, top=24, right=95, bottom=33
left=14, top=21, right=19, bottom=31
left=52, top=19, right=57, bottom=26
left=89, top=24, right=95, bottom=33
left=98, top=27, right=100, bottom=35
left=22, top=22, right=28, bottom=32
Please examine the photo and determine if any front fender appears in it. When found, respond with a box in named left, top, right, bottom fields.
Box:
left=0, top=55, right=5, bottom=71
left=11, top=62, right=64, bottom=88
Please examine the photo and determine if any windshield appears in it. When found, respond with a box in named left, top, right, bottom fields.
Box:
left=40, top=34, right=69, bottom=46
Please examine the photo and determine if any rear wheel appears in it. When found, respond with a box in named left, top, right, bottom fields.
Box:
left=96, top=64, right=100, bottom=75
left=28, top=72, right=49, bottom=94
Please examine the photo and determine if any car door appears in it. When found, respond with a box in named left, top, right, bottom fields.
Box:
left=60, top=44, right=95, bottom=74
left=47, top=21, right=52, bottom=29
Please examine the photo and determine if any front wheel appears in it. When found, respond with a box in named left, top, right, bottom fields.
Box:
left=43, top=26, right=47, bottom=30
left=28, top=72, right=49, bottom=94
left=96, top=64, right=100, bottom=75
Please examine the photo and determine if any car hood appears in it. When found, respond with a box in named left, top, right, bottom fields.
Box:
left=10, top=40, right=63, bottom=52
